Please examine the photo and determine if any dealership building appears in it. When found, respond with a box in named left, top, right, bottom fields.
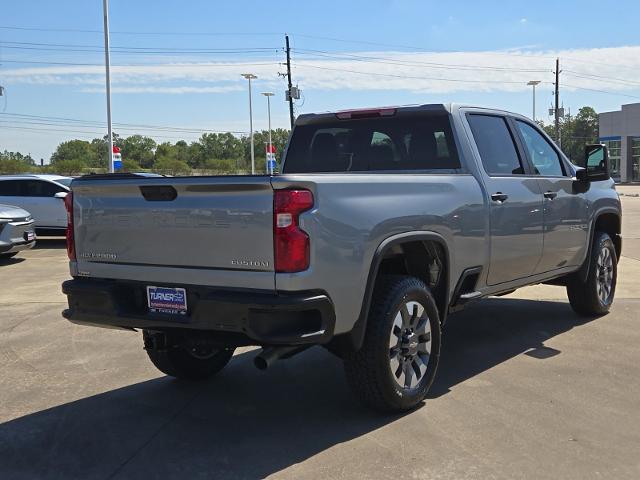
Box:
left=599, top=102, right=640, bottom=183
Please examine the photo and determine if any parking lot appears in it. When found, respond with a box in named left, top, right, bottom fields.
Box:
left=1, top=188, right=639, bottom=480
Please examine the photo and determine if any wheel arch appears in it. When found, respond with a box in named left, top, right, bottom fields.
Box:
left=343, top=231, right=451, bottom=352
left=579, top=208, right=622, bottom=282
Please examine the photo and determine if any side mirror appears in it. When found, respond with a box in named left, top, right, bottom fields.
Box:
left=54, top=191, right=68, bottom=199
left=580, top=144, right=610, bottom=182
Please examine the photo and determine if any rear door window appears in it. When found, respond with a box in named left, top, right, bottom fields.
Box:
left=467, top=114, right=525, bottom=176
left=22, top=180, right=66, bottom=197
left=284, top=114, right=460, bottom=173
left=0, top=180, right=22, bottom=196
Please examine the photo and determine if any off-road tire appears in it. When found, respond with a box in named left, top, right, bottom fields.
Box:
left=343, top=275, right=441, bottom=412
left=143, top=331, right=234, bottom=380
left=567, top=231, right=617, bottom=317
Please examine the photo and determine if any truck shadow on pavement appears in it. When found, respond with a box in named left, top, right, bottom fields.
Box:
left=0, top=297, right=595, bottom=479
left=33, top=237, right=66, bottom=250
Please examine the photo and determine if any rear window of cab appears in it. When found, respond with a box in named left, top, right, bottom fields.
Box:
left=283, top=114, right=460, bottom=173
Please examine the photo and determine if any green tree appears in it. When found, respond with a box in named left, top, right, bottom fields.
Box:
left=243, top=129, right=290, bottom=173
left=204, top=158, right=236, bottom=173
left=121, top=158, right=141, bottom=172
left=197, top=132, right=245, bottom=169
left=88, top=133, right=123, bottom=168
left=50, top=159, right=86, bottom=176
left=154, top=141, right=175, bottom=162
left=173, top=140, right=191, bottom=165
left=50, top=140, right=93, bottom=173
left=0, top=150, right=34, bottom=174
left=540, top=106, right=598, bottom=164
left=153, top=157, right=191, bottom=176
left=187, top=141, right=205, bottom=168
left=121, top=135, right=156, bottom=168
left=152, top=142, right=190, bottom=175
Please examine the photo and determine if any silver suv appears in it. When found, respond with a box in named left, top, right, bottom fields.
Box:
left=0, top=204, right=36, bottom=259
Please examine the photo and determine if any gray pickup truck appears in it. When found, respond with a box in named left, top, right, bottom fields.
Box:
left=62, top=104, right=621, bottom=412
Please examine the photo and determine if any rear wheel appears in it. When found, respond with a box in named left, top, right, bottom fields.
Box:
left=143, top=330, right=235, bottom=380
left=567, top=231, right=617, bottom=316
left=343, top=275, right=441, bottom=412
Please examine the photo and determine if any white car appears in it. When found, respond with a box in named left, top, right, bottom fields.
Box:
left=0, top=175, right=72, bottom=235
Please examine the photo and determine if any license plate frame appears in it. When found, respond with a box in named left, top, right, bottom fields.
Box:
left=146, top=286, right=188, bottom=316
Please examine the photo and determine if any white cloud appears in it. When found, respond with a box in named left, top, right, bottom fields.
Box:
left=520, top=18, right=528, bottom=24
left=2, top=46, right=640, bottom=96
left=81, top=85, right=243, bottom=94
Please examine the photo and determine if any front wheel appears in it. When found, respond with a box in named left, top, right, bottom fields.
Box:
left=343, top=275, right=441, bottom=412
left=566, top=231, right=617, bottom=317
left=143, top=330, right=235, bottom=380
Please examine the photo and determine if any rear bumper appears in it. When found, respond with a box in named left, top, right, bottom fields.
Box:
left=62, top=278, right=335, bottom=346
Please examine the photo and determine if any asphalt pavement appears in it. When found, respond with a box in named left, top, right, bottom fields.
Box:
left=1, top=193, right=639, bottom=479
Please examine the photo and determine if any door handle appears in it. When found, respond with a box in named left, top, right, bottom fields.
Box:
left=543, top=191, right=558, bottom=200
left=490, top=192, right=509, bottom=203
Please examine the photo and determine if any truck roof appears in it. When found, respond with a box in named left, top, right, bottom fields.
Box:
left=295, top=103, right=521, bottom=125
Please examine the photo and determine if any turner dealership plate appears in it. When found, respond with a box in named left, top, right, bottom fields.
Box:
left=146, top=286, right=187, bottom=315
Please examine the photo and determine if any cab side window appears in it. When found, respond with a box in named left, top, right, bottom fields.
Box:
left=0, top=180, right=22, bottom=196
left=22, top=180, right=66, bottom=197
left=467, top=114, right=525, bottom=175
left=515, top=120, right=565, bottom=177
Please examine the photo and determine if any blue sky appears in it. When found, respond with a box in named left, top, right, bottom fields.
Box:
left=2, top=0, right=640, bottom=161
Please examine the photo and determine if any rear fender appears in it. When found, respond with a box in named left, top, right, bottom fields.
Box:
left=345, top=231, right=450, bottom=352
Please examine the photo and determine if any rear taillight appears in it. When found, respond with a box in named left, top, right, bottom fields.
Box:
left=274, top=189, right=314, bottom=273
left=64, top=192, right=75, bottom=261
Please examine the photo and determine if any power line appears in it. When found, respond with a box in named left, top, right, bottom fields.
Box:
left=562, top=83, right=640, bottom=100
left=561, top=55, right=640, bottom=73
left=4, top=119, right=237, bottom=135
left=0, top=121, right=215, bottom=139
left=0, top=45, right=280, bottom=55
left=0, top=59, right=281, bottom=67
left=293, top=48, right=550, bottom=73
left=291, top=33, right=560, bottom=60
left=0, top=25, right=282, bottom=36
left=295, top=63, right=542, bottom=84
left=0, top=40, right=280, bottom=52
left=0, top=112, right=249, bottom=134
left=563, top=70, right=640, bottom=87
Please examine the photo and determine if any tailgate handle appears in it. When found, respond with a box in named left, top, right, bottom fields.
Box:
left=139, top=185, right=177, bottom=201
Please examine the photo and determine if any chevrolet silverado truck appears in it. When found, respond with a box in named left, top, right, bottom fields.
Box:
left=61, top=104, right=621, bottom=412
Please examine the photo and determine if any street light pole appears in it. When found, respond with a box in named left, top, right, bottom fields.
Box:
left=102, top=0, right=114, bottom=173
left=241, top=73, right=257, bottom=174
left=262, top=92, right=274, bottom=174
left=527, top=80, right=541, bottom=122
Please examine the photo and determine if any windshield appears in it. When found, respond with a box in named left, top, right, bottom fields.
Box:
left=284, top=113, right=460, bottom=173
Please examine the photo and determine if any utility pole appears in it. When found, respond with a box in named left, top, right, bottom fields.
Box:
left=102, top=0, right=114, bottom=173
left=554, top=57, right=561, bottom=146
left=285, top=35, right=294, bottom=128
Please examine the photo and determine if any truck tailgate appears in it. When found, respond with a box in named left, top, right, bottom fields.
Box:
left=71, top=176, right=275, bottom=286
